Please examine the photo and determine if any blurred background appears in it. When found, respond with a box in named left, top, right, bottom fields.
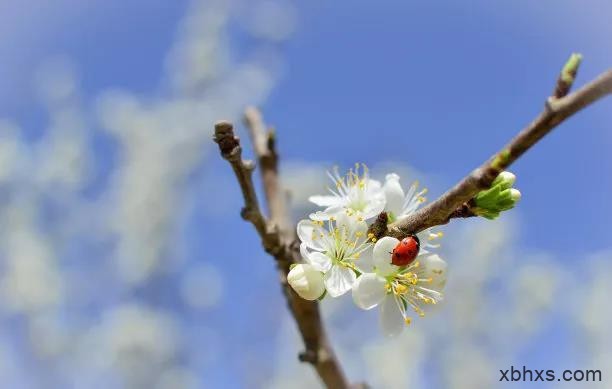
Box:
left=0, top=0, right=611, bottom=388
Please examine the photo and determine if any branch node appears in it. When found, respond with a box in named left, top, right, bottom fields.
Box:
left=243, top=159, right=256, bottom=171
left=298, top=350, right=318, bottom=364
left=367, top=211, right=388, bottom=239
left=213, top=120, right=239, bottom=156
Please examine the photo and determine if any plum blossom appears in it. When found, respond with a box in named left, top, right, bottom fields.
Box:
left=296, top=213, right=371, bottom=297
left=352, top=236, right=447, bottom=336
left=309, top=164, right=385, bottom=221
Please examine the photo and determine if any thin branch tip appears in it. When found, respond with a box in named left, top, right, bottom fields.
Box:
left=554, top=52, right=583, bottom=98
left=386, top=62, right=612, bottom=238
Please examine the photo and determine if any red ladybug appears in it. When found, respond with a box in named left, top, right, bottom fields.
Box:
left=391, top=235, right=420, bottom=266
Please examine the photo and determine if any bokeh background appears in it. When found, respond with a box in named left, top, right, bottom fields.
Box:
left=0, top=0, right=611, bottom=388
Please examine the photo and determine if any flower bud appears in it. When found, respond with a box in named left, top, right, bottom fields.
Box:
left=509, top=188, right=521, bottom=201
left=288, top=264, right=325, bottom=300
left=473, top=172, right=522, bottom=219
left=492, top=171, right=516, bottom=190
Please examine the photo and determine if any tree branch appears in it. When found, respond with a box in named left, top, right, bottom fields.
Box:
left=386, top=60, right=612, bottom=239
left=214, top=120, right=356, bottom=389
left=243, top=107, right=293, bottom=239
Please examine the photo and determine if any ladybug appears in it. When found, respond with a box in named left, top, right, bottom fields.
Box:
left=391, top=235, right=420, bottom=266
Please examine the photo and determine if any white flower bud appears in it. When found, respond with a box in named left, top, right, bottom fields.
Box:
left=509, top=188, right=522, bottom=202
left=383, top=173, right=405, bottom=217
left=288, top=264, right=325, bottom=300
left=493, top=171, right=516, bottom=190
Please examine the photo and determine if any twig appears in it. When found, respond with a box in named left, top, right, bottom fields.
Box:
left=214, top=120, right=354, bottom=389
left=243, top=107, right=293, bottom=239
left=213, top=121, right=282, bottom=253
left=386, top=59, right=612, bottom=239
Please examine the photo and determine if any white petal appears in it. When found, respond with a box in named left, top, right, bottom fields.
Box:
left=355, top=245, right=374, bottom=273
left=299, top=242, right=310, bottom=261
left=354, top=218, right=368, bottom=236
left=324, top=265, right=357, bottom=297
left=306, top=251, right=332, bottom=273
left=309, top=211, right=332, bottom=221
left=373, top=236, right=400, bottom=276
left=297, top=219, right=327, bottom=251
left=352, top=273, right=387, bottom=310
left=368, top=179, right=382, bottom=191
left=336, top=212, right=367, bottom=237
left=362, top=197, right=387, bottom=220
left=309, top=195, right=341, bottom=207
left=383, top=173, right=405, bottom=216
left=420, top=253, right=448, bottom=290
left=380, top=294, right=404, bottom=337
left=313, top=205, right=345, bottom=220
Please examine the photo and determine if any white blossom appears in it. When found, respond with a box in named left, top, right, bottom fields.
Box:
left=309, top=164, right=385, bottom=221
left=352, top=236, right=447, bottom=336
left=296, top=213, right=371, bottom=297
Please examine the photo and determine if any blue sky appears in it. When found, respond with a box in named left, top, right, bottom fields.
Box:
left=0, top=1, right=611, bottom=388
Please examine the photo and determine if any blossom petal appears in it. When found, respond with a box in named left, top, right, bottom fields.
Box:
left=299, top=242, right=310, bottom=261
left=368, top=179, right=382, bottom=191
left=362, top=198, right=387, bottom=220
left=380, top=294, right=404, bottom=337
left=352, top=273, right=387, bottom=310
left=335, top=212, right=367, bottom=237
left=383, top=173, right=405, bottom=216
left=309, top=195, right=341, bottom=207
left=324, top=265, right=357, bottom=297
left=309, top=211, right=332, bottom=221
left=310, top=205, right=344, bottom=221
left=355, top=245, right=374, bottom=273
left=373, top=236, right=400, bottom=276
left=420, top=253, right=448, bottom=290
left=306, top=251, right=332, bottom=273
left=297, top=219, right=327, bottom=251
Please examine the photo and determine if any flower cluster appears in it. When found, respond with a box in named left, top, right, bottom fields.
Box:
left=288, top=164, right=448, bottom=336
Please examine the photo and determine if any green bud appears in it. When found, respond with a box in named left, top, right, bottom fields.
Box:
left=509, top=188, right=521, bottom=201
left=491, top=171, right=516, bottom=190
left=472, top=173, right=521, bottom=219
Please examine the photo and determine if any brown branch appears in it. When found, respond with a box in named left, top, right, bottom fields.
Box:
left=213, top=121, right=282, bottom=253
left=386, top=61, right=612, bottom=239
left=243, top=107, right=293, bottom=239
left=214, top=120, right=356, bottom=389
